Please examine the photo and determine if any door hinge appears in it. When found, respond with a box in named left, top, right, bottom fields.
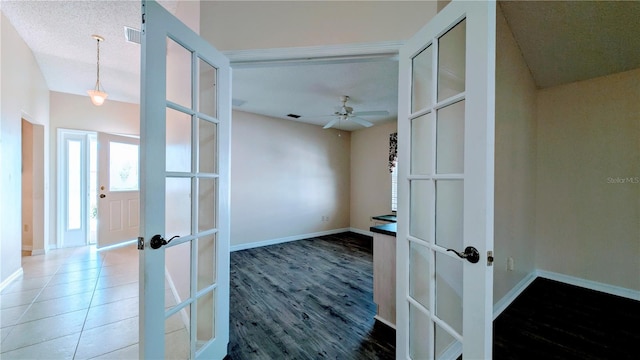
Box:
left=138, top=237, right=145, bottom=250
left=487, top=251, right=494, bottom=266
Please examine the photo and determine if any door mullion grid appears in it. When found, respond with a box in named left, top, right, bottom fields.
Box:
left=427, top=29, right=439, bottom=359
left=427, top=181, right=436, bottom=359
left=165, top=297, right=194, bottom=319
left=434, top=92, right=465, bottom=112
left=167, top=100, right=196, bottom=117
left=189, top=46, right=199, bottom=359
left=213, top=54, right=224, bottom=352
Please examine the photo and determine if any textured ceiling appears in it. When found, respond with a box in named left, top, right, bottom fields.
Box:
left=2, top=1, right=640, bottom=131
left=232, top=58, right=399, bottom=130
left=1, top=0, right=178, bottom=104
left=500, top=1, right=640, bottom=88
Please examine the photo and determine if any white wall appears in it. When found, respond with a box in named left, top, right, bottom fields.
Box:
left=0, top=13, right=50, bottom=285
left=350, top=121, right=397, bottom=233
left=493, top=8, right=538, bottom=302
left=535, top=67, right=640, bottom=291
left=200, top=1, right=437, bottom=50
left=231, top=110, right=351, bottom=248
left=49, top=91, right=139, bottom=249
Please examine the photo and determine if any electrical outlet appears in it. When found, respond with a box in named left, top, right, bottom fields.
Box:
left=507, top=257, right=514, bottom=271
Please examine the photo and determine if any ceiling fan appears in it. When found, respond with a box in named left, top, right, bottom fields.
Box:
left=310, top=95, right=389, bottom=129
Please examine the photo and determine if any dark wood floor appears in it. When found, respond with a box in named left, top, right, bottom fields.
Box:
left=227, top=232, right=395, bottom=360
left=494, top=277, right=640, bottom=360
left=227, top=232, right=639, bottom=359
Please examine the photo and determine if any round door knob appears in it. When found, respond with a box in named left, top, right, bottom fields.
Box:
left=99, top=194, right=106, bottom=198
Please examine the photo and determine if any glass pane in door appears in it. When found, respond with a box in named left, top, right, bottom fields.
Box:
left=165, top=240, right=192, bottom=310
left=412, top=45, right=433, bottom=112
left=411, top=114, right=434, bottom=175
left=435, top=322, right=460, bottom=359
left=435, top=251, right=463, bottom=335
left=67, top=140, right=82, bottom=230
left=196, top=290, right=215, bottom=351
left=166, top=38, right=192, bottom=108
left=434, top=180, right=464, bottom=250
left=165, top=177, right=192, bottom=237
left=198, top=178, right=217, bottom=232
left=165, top=308, right=190, bottom=359
left=198, top=58, right=217, bottom=118
left=410, top=303, right=431, bottom=359
left=197, top=234, right=217, bottom=291
left=409, top=241, right=430, bottom=309
left=437, top=20, right=466, bottom=101
left=166, top=108, right=192, bottom=173
left=198, top=119, right=217, bottom=173
left=436, top=101, right=465, bottom=174
left=409, top=180, right=433, bottom=241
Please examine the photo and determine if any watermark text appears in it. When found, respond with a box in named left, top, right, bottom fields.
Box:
left=606, top=176, right=639, bottom=184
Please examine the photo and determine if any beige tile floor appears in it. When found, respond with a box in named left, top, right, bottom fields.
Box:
left=0, top=244, right=188, bottom=359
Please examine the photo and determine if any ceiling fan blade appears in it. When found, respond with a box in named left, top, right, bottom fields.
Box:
left=352, top=110, right=389, bottom=117
left=350, top=117, right=374, bottom=128
left=323, top=118, right=339, bottom=129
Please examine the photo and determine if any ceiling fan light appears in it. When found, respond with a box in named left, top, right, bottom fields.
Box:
left=88, top=89, right=108, bottom=106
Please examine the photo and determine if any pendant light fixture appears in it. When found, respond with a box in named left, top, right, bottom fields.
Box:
left=87, top=35, right=108, bottom=106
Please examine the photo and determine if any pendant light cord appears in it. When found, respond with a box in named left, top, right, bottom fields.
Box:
left=95, top=38, right=101, bottom=90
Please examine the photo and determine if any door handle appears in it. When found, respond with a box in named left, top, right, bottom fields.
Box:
left=99, top=194, right=106, bottom=198
left=149, top=234, right=180, bottom=249
left=446, top=246, right=480, bottom=263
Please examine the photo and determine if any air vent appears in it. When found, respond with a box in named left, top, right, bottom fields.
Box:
left=124, top=26, right=141, bottom=44
left=287, top=114, right=301, bottom=119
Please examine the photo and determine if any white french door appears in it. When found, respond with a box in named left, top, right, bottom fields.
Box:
left=139, top=1, right=231, bottom=359
left=97, top=132, right=140, bottom=248
left=396, top=1, right=496, bottom=359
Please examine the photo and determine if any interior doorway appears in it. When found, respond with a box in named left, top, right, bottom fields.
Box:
left=21, top=119, right=46, bottom=255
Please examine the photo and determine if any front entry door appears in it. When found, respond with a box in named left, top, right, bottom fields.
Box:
left=97, top=132, right=140, bottom=248
left=139, top=1, right=231, bottom=358
left=396, top=1, right=496, bottom=359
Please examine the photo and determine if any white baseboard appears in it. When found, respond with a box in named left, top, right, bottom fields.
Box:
left=374, top=315, right=396, bottom=329
left=535, top=270, right=640, bottom=301
left=348, top=227, right=374, bottom=237
left=23, top=245, right=46, bottom=255
left=0, top=267, right=24, bottom=292
left=493, top=272, right=537, bottom=319
left=230, top=228, right=351, bottom=252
